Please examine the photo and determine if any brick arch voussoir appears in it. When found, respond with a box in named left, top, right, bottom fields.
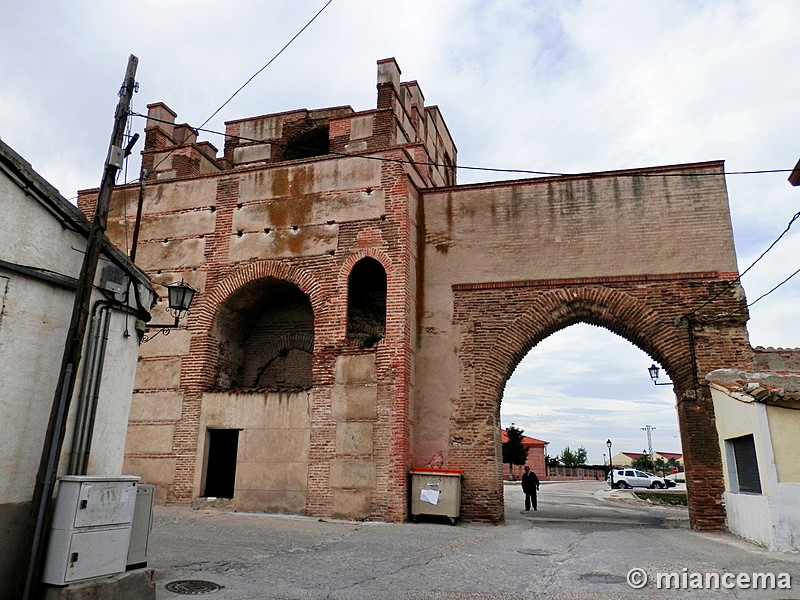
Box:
left=202, top=261, right=325, bottom=318
left=338, top=248, right=394, bottom=285
left=480, top=287, right=688, bottom=401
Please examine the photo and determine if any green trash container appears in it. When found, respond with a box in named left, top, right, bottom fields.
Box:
left=409, top=468, right=463, bottom=525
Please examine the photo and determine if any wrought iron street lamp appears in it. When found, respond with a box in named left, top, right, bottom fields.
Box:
left=606, top=439, right=613, bottom=487
left=142, top=279, right=197, bottom=342
left=648, top=363, right=673, bottom=386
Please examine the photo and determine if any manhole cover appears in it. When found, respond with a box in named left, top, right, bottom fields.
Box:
left=517, top=548, right=553, bottom=556
left=165, top=580, right=223, bottom=595
left=580, top=573, right=626, bottom=584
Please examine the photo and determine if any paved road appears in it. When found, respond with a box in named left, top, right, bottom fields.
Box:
left=149, top=482, right=800, bottom=599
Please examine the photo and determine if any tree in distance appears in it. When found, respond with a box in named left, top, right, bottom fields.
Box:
left=502, top=424, right=529, bottom=480
left=559, top=446, right=588, bottom=467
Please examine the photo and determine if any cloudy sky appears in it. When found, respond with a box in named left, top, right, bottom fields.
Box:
left=2, top=1, right=798, bottom=465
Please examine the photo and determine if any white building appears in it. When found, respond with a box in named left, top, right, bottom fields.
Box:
left=708, top=368, right=800, bottom=552
left=0, top=139, right=154, bottom=598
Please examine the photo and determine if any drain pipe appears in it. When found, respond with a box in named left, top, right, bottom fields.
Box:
left=79, top=306, right=112, bottom=474
left=68, top=300, right=112, bottom=475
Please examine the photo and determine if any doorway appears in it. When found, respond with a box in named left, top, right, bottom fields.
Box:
left=203, top=429, right=240, bottom=498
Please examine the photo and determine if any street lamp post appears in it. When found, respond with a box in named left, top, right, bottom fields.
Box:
left=648, top=363, right=672, bottom=386
left=141, top=279, right=197, bottom=342
left=606, top=439, right=613, bottom=488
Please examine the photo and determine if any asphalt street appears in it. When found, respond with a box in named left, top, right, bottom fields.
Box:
left=148, top=481, right=800, bottom=599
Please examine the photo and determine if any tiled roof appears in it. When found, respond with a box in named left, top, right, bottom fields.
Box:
left=500, top=429, right=547, bottom=446
left=753, top=346, right=800, bottom=352
left=620, top=451, right=681, bottom=459
left=707, top=369, right=800, bottom=406
left=657, top=452, right=683, bottom=460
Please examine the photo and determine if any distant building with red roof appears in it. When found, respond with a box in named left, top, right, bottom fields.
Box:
left=611, top=451, right=683, bottom=468
left=500, top=429, right=548, bottom=480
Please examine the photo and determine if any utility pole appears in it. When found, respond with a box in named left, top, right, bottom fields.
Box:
left=789, top=158, right=800, bottom=187
left=641, top=425, right=656, bottom=471
left=21, top=55, right=139, bottom=600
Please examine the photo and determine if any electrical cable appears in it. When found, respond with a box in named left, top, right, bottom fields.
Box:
left=199, top=0, right=334, bottom=130
left=144, top=0, right=334, bottom=180
left=711, top=264, right=800, bottom=321
left=684, top=210, right=800, bottom=320
left=130, top=111, right=797, bottom=181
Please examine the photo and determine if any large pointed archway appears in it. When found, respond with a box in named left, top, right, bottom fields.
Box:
left=448, top=279, right=751, bottom=529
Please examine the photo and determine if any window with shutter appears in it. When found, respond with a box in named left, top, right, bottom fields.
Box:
left=727, top=434, right=762, bottom=494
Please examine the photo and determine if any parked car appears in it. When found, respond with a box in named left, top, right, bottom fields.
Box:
left=607, top=468, right=672, bottom=489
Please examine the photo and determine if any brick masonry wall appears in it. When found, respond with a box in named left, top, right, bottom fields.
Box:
left=79, top=61, right=755, bottom=532
left=448, top=276, right=752, bottom=529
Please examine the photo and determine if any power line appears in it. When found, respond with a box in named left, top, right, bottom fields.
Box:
left=717, top=263, right=800, bottom=319
left=129, top=111, right=798, bottom=181
left=199, top=0, right=334, bottom=130
left=146, top=0, right=334, bottom=180
left=684, top=210, right=800, bottom=322
left=128, top=110, right=800, bottom=316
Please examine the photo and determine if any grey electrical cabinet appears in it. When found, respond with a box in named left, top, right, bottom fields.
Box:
left=410, top=468, right=463, bottom=525
left=127, top=484, right=155, bottom=568
left=43, top=476, right=139, bottom=585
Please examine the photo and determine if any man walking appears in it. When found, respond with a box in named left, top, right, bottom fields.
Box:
left=521, top=465, right=540, bottom=511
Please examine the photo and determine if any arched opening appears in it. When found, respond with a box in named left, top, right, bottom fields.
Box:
left=281, top=126, right=330, bottom=161
left=501, top=323, right=681, bottom=519
left=448, top=283, right=733, bottom=529
left=346, top=257, right=387, bottom=348
left=211, top=277, right=314, bottom=390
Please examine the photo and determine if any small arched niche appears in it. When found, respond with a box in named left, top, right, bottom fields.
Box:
left=212, top=277, right=314, bottom=390
left=346, top=257, right=387, bottom=347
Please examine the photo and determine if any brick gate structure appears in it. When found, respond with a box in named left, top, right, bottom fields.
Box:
left=80, top=58, right=753, bottom=530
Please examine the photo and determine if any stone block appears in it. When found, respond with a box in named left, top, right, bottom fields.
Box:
left=201, top=391, right=311, bottom=430
left=128, top=391, right=183, bottom=421
left=238, top=157, right=382, bottom=201
left=336, top=422, right=373, bottom=455
left=332, top=490, right=372, bottom=519
left=228, top=224, right=338, bottom=261
left=135, top=237, right=206, bottom=271
left=143, top=178, right=217, bottom=213
left=242, top=428, right=309, bottom=463
left=331, top=384, right=377, bottom=421
left=234, top=143, right=272, bottom=164
left=122, top=457, right=176, bottom=486
left=124, top=424, right=174, bottom=454
left=349, top=115, right=374, bottom=140
left=239, top=116, right=282, bottom=141
left=330, top=459, right=375, bottom=489
left=134, top=358, right=181, bottom=390
left=138, top=329, right=191, bottom=359
left=237, top=461, right=308, bottom=491
left=335, top=354, right=376, bottom=384
left=137, top=209, right=213, bottom=242
left=236, top=490, right=306, bottom=514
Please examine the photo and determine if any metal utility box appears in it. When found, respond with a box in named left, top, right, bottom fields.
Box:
left=410, top=468, right=463, bottom=524
left=127, top=484, right=155, bottom=568
left=43, top=476, right=139, bottom=585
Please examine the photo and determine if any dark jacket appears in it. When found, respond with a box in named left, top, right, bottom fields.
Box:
left=521, top=470, right=539, bottom=493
